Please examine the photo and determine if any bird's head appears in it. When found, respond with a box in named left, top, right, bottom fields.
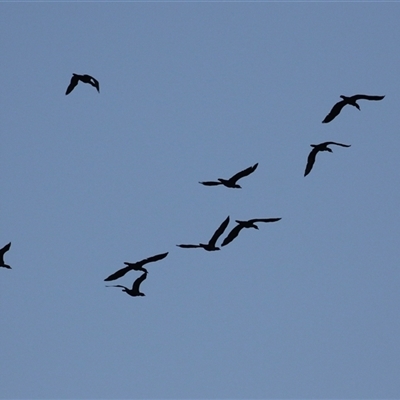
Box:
left=2, top=264, right=11, bottom=269
left=326, top=148, right=333, bottom=153
left=234, top=184, right=242, bottom=189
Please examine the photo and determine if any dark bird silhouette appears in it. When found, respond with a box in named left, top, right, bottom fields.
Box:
left=199, top=163, right=258, bottom=188
left=0, top=242, right=11, bottom=269
left=177, top=216, right=230, bottom=251
left=65, top=73, right=100, bottom=95
left=304, top=142, right=351, bottom=177
left=221, top=218, right=281, bottom=247
left=104, top=252, right=168, bottom=282
left=322, top=94, right=385, bottom=123
left=106, top=272, right=147, bottom=297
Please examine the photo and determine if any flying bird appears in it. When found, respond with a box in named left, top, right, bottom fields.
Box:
left=106, top=272, right=148, bottom=297
left=221, top=218, right=281, bottom=247
left=177, top=216, right=230, bottom=251
left=322, top=94, right=385, bottom=123
left=65, top=73, right=100, bottom=95
left=199, top=163, right=258, bottom=188
left=0, top=242, right=11, bottom=269
left=304, top=141, right=351, bottom=177
left=104, top=252, right=168, bottom=282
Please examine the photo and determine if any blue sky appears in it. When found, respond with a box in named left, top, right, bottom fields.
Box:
left=1, top=3, right=399, bottom=399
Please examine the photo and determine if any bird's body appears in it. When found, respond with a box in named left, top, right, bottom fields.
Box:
left=65, top=73, right=100, bottom=95
left=221, top=218, right=281, bottom=247
left=106, top=272, right=147, bottom=297
left=322, top=94, right=385, bottom=123
left=104, top=252, right=168, bottom=281
left=304, top=141, right=351, bottom=177
left=199, top=163, right=258, bottom=188
left=0, top=242, right=11, bottom=269
left=177, top=216, right=230, bottom=251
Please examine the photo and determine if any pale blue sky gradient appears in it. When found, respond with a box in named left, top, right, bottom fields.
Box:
left=1, top=3, right=399, bottom=398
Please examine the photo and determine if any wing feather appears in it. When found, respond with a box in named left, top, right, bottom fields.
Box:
left=105, top=284, right=126, bottom=289
left=209, top=216, right=230, bottom=247
left=140, top=252, right=169, bottom=266
left=248, top=218, right=282, bottom=224
left=65, top=75, right=79, bottom=95
left=199, top=181, right=222, bottom=186
left=323, top=142, right=351, bottom=148
left=104, top=265, right=134, bottom=281
left=304, top=148, right=318, bottom=176
left=0, top=242, right=11, bottom=264
left=229, top=163, right=258, bottom=183
left=322, top=100, right=346, bottom=123
left=0, top=242, right=11, bottom=256
left=221, top=225, right=243, bottom=247
left=352, top=94, right=385, bottom=101
left=90, top=77, right=100, bottom=93
left=132, top=272, right=147, bottom=292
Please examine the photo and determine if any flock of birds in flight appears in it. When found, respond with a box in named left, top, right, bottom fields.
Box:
left=0, top=73, right=385, bottom=298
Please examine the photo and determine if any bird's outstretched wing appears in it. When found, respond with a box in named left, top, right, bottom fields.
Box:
left=352, top=94, right=385, bottom=101
left=90, top=77, right=100, bottom=93
left=105, top=284, right=126, bottom=289
left=65, top=74, right=79, bottom=95
left=248, top=218, right=282, bottom=224
left=176, top=244, right=201, bottom=248
left=221, top=225, right=244, bottom=247
left=106, top=252, right=168, bottom=281
left=208, top=216, right=230, bottom=247
left=304, top=147, right=319, bottom=177
left=139, top=252, right=169, bottom=266
left=322, top=100, right=346, bottom=123
left=132, top=272, right=147, bottom=292
left=104, top=265, right=134, bottom=281
left=0, top=242, right=11, bottom=264
left=199, top=181, right=222, bottom=186
left=229, top=163, right=258, bottom=183
left=0, top=242, right=11, bottom=256
left=324, top=142, right=351, bottom=148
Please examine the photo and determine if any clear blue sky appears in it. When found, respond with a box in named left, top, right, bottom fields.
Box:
left=1, top=3, right=399, bottom=399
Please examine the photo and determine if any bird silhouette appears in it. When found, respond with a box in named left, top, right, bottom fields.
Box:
left=322, top=94, right=385, bottom=123
left=199, top=163, right=258, bottom=188
left=106, top=271, right=147, bottom=297
left=221, top=218, right=281, bottom=247
left=0, top=242, right=11, bottom=269
left=104, top=252, right=168, bottom=282
left=304, top=141, right=351, bottom=177
left=65, top=73, right=100, bottom=95
left=177, top=216, right=230, bottom=251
